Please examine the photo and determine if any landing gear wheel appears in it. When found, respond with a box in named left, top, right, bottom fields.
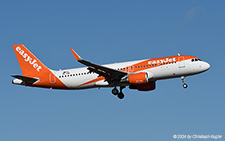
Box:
left=117, top=92, right=125, bottom=99
left=183, top=83, right=188, bottom=88
left=181, top=76, right=188, bottom=89
left=112, top=86, right=125, bottom=99
left=112, top=88, right=119, bottom=95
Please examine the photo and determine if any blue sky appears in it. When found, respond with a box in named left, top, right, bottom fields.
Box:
left=1, top=0, right=225, bottom=140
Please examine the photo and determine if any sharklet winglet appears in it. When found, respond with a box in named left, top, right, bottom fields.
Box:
left=70, top=48, right=82, bottom=60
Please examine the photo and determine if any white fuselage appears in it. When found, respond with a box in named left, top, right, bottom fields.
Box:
left=52, top=58, right=210, bottom=89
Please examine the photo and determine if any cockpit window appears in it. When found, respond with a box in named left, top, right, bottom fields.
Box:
left=191, top=58, right=201, bottom=62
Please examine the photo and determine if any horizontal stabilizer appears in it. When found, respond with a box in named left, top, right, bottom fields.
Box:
left=12, top=75, right=39, bottom=84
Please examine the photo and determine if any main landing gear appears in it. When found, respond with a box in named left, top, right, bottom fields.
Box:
left=112, top=86, right=125, bottom=99
left=181, top=76, right=188, bottom=88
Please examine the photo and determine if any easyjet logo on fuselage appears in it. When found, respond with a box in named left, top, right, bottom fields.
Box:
left=148, top=57, right=176, bottom=65
left=16, top=47, right=42, bottom=72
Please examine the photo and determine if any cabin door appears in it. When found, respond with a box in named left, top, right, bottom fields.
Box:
left=178, top=57, right=185, bottom=68
left=49, top=73, right=56, bottom=84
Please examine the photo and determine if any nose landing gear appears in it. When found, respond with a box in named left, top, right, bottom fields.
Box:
left=183, top=83, right=188, bottom=88
left=181, top=76, right=188, bottom=88
left=111, top=86, right=125, bottom=99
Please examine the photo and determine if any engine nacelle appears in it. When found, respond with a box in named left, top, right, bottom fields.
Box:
left=129, top=81, right=156, bottom=91
left=137, top=81, right=156, bottom=91
left=125, top=72, right=148, bottom=84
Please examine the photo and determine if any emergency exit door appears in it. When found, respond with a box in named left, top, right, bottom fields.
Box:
left=49, top=73, right=56, bottom=84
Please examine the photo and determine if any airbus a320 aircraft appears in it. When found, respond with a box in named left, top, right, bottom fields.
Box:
left=12, top=44, right=210, bottom=99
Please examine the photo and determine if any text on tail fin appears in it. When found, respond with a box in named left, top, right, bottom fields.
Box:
left=15, top=46, right=42, bottom=72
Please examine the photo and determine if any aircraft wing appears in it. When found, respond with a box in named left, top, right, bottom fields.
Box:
left=70, top=49, right=127, bottom=82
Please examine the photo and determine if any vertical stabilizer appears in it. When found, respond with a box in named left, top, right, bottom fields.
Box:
left=12, top=44, right=67, bottom=89
left=12, top=44, right=49, bottom=77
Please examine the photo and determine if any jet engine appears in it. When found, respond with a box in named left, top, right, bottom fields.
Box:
left=121, top=72, right=149, bottom=84
left=129, top=81, right=156, bottom=91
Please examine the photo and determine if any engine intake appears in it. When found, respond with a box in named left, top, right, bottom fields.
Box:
left=122, top=72, right=148, bottom=84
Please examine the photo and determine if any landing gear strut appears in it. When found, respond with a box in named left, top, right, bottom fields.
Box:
left=111, top=86, right=125, bottom=99
left=181, top=76, right=188, bottom=88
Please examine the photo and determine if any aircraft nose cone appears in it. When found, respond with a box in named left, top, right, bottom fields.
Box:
left=206, top=62, right=210, bottom=70
left=203, top=62, right=210, bottom=71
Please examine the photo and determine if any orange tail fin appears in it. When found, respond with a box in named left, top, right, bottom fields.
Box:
left=12, top=44, right=49, bottom=77
left=12, top=44, right=67, bottom=89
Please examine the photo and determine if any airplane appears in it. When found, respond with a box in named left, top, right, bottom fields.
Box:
left=12, top=44, right=210, bottom=99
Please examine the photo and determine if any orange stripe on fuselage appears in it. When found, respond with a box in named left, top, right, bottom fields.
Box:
left=31, top=72, right=69, bottom=89
left=119, top=55, right=198, bottom=73
left=78, top=76, right=105, bottom=87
